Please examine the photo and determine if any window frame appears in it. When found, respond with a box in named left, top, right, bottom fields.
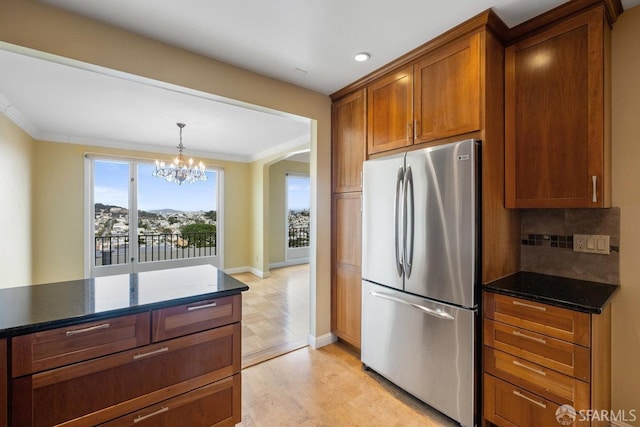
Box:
left=84, top=154, right=224, bottom=278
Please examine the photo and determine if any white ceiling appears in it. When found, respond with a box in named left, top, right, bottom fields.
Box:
left=1, top=0, right=638, bottom=161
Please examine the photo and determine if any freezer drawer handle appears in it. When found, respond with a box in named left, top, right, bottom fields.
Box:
left=512, top=390, right=547, bottom=409
left=512, top=330, right=547, bottom=344
left=369, top=291, right=454, bottom=320
left=513, top=360, right=546, bottom=376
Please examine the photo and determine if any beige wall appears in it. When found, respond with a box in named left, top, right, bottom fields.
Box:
left=611, top=5, right=640, bottom=423
left=0, top=114, right=33, bottom=287
left=0, top=0, right=332, bottom=338
left=269, top=160, right=310, bottom=264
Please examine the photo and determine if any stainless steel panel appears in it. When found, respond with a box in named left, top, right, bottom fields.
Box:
left=361, top=281, right=476, bottom=427
left=362, top=153, right=406, bottom=291
left=405, top=139, right=477, bottom=308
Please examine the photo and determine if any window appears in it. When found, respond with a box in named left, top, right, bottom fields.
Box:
left=86, top=156, right=222, bottom=277
left=285, top=173, right=310, bottom=261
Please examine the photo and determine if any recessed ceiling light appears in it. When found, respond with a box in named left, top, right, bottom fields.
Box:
left=354, top=52, right=371, bottom=62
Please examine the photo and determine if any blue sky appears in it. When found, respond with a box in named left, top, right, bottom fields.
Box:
left=94, top=160, right=310, bottom=211
left=94, top=161, right=217, bottom=211
left=287, top=174, right=310, bottom=211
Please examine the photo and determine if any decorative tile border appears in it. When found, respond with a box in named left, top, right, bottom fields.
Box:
left=521, top=234, right=573, bottom=249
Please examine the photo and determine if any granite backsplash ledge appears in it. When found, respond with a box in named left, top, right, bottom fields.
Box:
left=520, top=208, right=620, bottom=285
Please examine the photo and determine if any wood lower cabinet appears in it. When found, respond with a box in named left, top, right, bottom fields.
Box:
left=12, top=312, right=151, bottom=377
left=332, top=89, right=366, bottom=193
left=331, top=192, right=362, bottom=348
left=505, top=5, right=612, bottom=208
left=100, top=375, right=241, bottom=427
left=10, top=294, right=242, bottom=427
left=483, top=291, right=611, bottom=427
left=1, top=339, right=6, bottom=427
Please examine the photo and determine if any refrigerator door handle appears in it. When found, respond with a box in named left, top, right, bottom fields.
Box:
left=394, top=167, right=404, bottom=277
left=404, top=166, right=415, bottom=278
left=369, top=291, right=455, bottom=321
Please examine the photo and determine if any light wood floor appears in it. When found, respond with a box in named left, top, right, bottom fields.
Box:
left=238, top=342, right=458, bottom=426
left=233, top=264, right=310, bottom=368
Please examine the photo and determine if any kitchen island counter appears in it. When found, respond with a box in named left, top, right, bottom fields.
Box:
left=0, top=264, right=249, bottom=338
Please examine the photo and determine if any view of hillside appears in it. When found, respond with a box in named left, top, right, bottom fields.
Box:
left=94, top=203, right=216, bottom=237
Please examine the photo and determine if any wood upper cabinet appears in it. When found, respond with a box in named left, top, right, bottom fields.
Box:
left=505, top=6, right=611, bottom=208
left=367, top=66, right=413, bottom=154
left=331, top=192, right=362, bottom=348
left=414, top=32, right=482, bottom=143
left=332, top=89, right=366, bottom=193
left=367, top=32, right=483, bottom=155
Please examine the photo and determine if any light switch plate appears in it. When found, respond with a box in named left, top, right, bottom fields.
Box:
left=573, top=234, right=610, bottom=255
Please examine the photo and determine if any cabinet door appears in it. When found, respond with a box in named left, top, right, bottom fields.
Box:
left=99, top=375, right=241, bottom=427
left=367, top=67, right=413, bottom=154
left=414, top=32, right=481, bottom=143
left=505, top=7, right=609, bottom=208
left=12, top=313, right=150, bottom=377
left=152, top=294, right=241, bottom=342
left=484, top=374, right=564, bottom=427
left=0, top=339, right=6, bottom=427
left=332, top=89, right=366, bottom=193
left=332, top=193, right=362, bottom=348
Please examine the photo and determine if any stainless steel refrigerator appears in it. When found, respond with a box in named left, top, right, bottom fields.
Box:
left=361, top=139, right=479, bottom=427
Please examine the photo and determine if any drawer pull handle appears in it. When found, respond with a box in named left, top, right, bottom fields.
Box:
left=513, top=360, right=546, bottom=376
left=512, top=300, right=547, bottom=311
left=512, top=390, right=547, bottom=409
left=134, top=406, right=169, bottom=423
left=65, top=323, right=110, bottom=336
left=188, top=302, right=217, bottom=311
left=513, top=330, right=547, bottom=344
left=133, top=347, right=169, bottom=360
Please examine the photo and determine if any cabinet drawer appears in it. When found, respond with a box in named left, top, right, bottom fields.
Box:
left=484, top=374, right=565, bottom=427
left=484, top=292, right=590, bottom=346
left=484, top=346, right=589, bottom=408
left=484, top=319, right=590, bottom=381
left=152, top=294, right=241, bottom=342
left=99, top=375, right=241, bottom=427
left=12, top=324, right=240, bottom=427
left=12, top=313, right=150, bottom=377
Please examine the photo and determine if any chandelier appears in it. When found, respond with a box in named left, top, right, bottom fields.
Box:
left=153, top=123, right=207, bottom=185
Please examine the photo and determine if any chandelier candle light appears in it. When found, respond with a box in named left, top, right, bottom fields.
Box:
left=153, top=123, right=207, bottom=185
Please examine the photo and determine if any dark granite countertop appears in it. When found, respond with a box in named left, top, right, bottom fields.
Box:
left=0, top=265, right=249, bottom=338
left=483, top=271, right=618, bottom=314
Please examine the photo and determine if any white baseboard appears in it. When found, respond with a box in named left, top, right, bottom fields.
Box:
left=222, top=266, right=269, bottom=278
left=269, top=258, right=310, bottom=269
left=308, top=333, right=337, bottom=349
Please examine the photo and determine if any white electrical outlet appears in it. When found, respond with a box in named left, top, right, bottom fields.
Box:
left=573, top=234, right=610, bottom=255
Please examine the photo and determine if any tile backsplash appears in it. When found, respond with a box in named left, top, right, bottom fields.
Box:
left=520, top=208, right=620, bottom=285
